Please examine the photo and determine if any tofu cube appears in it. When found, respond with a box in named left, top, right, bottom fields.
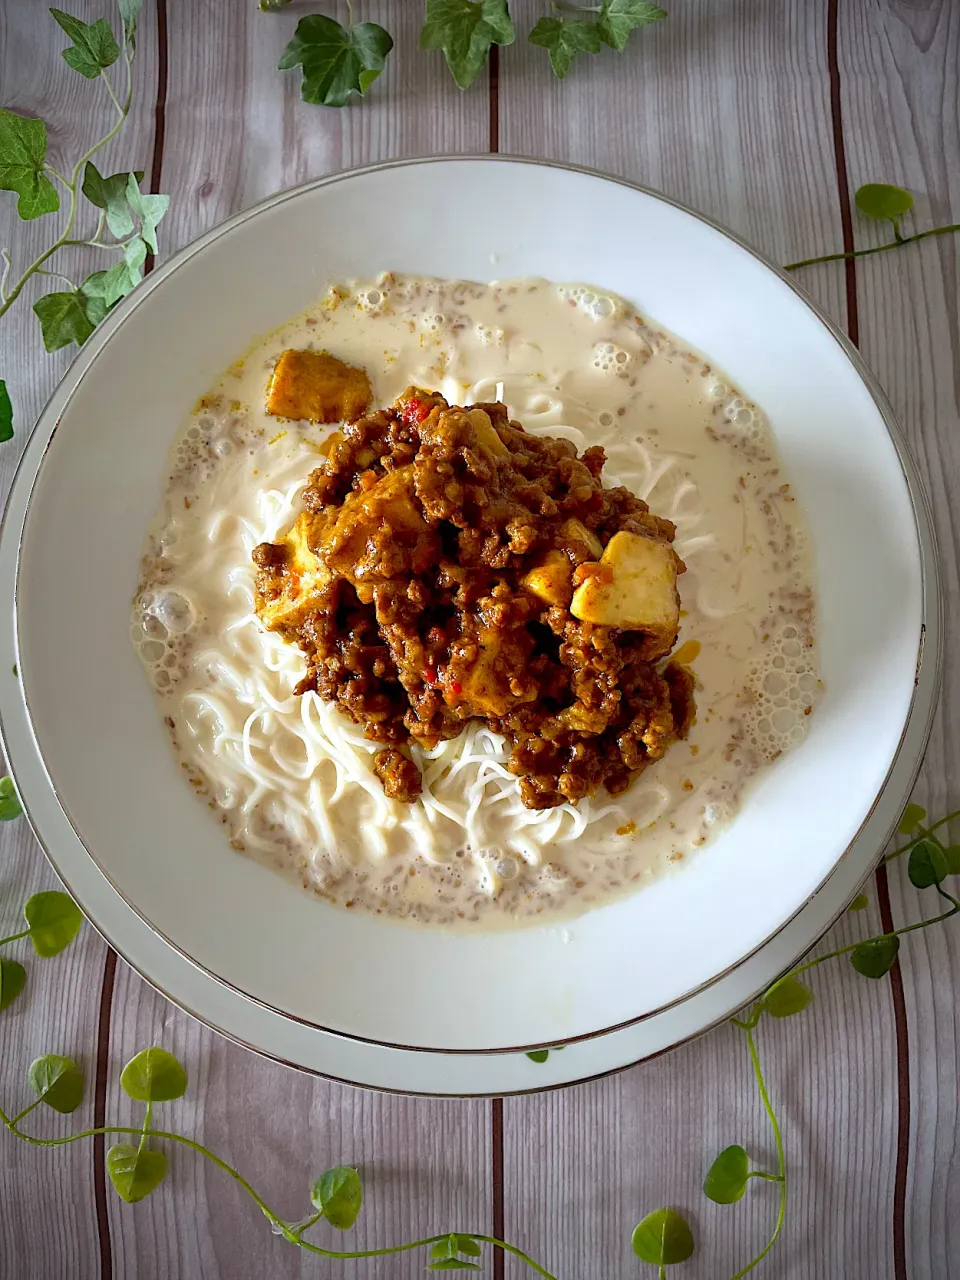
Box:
left=570, top=531, right=680, bottom=646
left=266, top=349, right=372, bottom=424
left=255, top=512, right=333, bottom=633
left=560, top=517, right=603, bottom=560
left=521, top=550, right=573, bottom=607
left=466, top=408, right=509, bottom=458
left=321, top=466, right=429, bottom=581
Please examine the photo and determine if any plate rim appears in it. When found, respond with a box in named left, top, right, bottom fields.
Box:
left=0, top=328, right=940, bottom=1094
left=3, top=153, right=942, bottom=1059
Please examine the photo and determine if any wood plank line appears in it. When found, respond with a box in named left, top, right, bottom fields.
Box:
left=498, top=3, right=903, bottom=1274
left=100, top=5, right=493, bottom=1276
left=827, top=4, right=910, bottom=1277
left=93, top=948, right=118, bottom=1280
left=148, top=0, right=168, bottom=194
left=827, top=0, right=860, bottom=347
left=0, top=2, right=161, bottom=1274
left=93, top=7, right=171, bottom=1272
left=492, top=1097, right=504, bottom=1280
left=489, top=45, right=500, bottom=154
left=836, top=5, right=960, bottom=1275
left=874, top=863, right=910, bottom=1280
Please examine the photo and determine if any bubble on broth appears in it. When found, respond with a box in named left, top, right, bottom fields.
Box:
left=719, top=394, right=764, bottom=442
left=131, top=273, right=821, bottom=929
left=740, top=622, right=822, bottom=762
left=592, top=341, right=636, bottom=374
left=356, top=287, right=386, bottom=315
left=558, top=285, right=623, bottom=322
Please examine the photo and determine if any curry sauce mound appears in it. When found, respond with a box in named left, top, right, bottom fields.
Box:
left=253, top=383, right=695, bottom=809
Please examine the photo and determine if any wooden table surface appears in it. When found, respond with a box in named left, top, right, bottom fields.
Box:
left=1, top=2, right=958, bottom=1277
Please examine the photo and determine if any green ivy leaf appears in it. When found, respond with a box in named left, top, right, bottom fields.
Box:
left=850, top=934, right=900, bottom=979
left=28, top=1054, right=84, bottom=1113
left=0, top=775, right=22, bottom=820
left=80, top=261, right=136, bottom=312
left=597, top=0, right=667, bottom=51
left=454, top=1236, right=482, bottom=1257
left=420, top=0, right=515, bottom=90
left=23, top=891, right=83, bottom=957
left=897, top=801, right=926, bottom=835
left=123, top=234, right=148, bottom=284
left=0, top=959, right=27, bottom=1012
left=848, top=891, right=870, bottom=912
left=431, top=1235, right=482, bottom=1261
left=760, top=976, right=813, bottom=1018
left=855, top=183, right=914, bottom=227
left=33, top=290, right=98, bottom=352
left=427, top=1263, right=482, bottom=1272
left=117, top=0, right=144, bottom=24
left=631, top=1207, right=695, bottom=1265
left=703, top=1144, right=750, bottom=1204
left=107, top=1143, right=168, bottom=1203
left=0, top=379, right=12, bottom=443
left=51, top=9, right=121, bottom=79
left=525, top=1048, right=550, bottom=1063
left=259, top=0, right=293, bottom=8
left=310, top=1165, right=362, bottom=1230
left=943, top=845, right=960, bottom=876
left=279, top=15, right=394, bottom=107
left=529, top=17, right=601, bottom=79
left=125, top=175, right=169, bottom=254
left=120, top=1047, right=188, bottom=1102
left=82, top=162, right=138, bottom=238
left=0, top=110, right=59, bottom=220
left=908, top=838, right=950, bottom=889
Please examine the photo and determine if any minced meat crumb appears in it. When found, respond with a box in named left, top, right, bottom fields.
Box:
left=253, top=387, right=695, bottom=808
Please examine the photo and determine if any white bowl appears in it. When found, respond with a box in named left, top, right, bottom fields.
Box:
left=10, top=158, right=933, bottom=1053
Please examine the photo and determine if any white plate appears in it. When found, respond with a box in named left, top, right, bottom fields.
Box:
left=0, top=409, right=938, bottom=1093
left=4, top=158, right=939, bottom=1063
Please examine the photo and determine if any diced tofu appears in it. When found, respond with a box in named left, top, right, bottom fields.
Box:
left=521, top=550, right=573, bottom=607
left=560, top=517, right=603, bottom=560
left=321, top=466, right=429, bottom=581
left=448, top=629, right=535, bottom=718
left=266, top=349, right=372, bottom=423
left=570, top=531, right=680, bottom=645
left=467, top=408, right=509, bottom=458
left=456, top=646, right=513, bottom=717
left=256, top=512, right=333, bottom=633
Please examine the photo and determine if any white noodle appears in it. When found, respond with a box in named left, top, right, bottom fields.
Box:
left=132, top=275, right=821, bottom=923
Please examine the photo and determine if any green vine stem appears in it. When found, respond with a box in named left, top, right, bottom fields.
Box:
left=784, top=221, right=960, bottom=272
left=764, top=896, right=958, bottom=995
left=0, top=927, right=30, bottom=946
left=728, top=1027, right=786, bottom=1280
left=883, top=808, right=960, bottom=864
left=696, top=801, right=960, bottom=1280
left=0, top=1107, right=557, bottom=1277
left=0, top=51, right=133, bottom=318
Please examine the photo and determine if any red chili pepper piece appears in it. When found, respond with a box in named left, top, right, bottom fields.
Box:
left=424, top=666, right=437, bottom=685
left=399, top=397, right=430, bottom=427
left=449, top=680, right=463, bottom=697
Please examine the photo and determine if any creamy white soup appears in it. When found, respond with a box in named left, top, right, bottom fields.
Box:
left=132, top=275, right=820, bottom=926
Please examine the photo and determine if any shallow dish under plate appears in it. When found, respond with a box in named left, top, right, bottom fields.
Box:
left=3, top=158, right=939, bottom=1061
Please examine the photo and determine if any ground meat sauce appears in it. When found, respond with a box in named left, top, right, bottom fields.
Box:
left=253, top=386, right=695, bottom=809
